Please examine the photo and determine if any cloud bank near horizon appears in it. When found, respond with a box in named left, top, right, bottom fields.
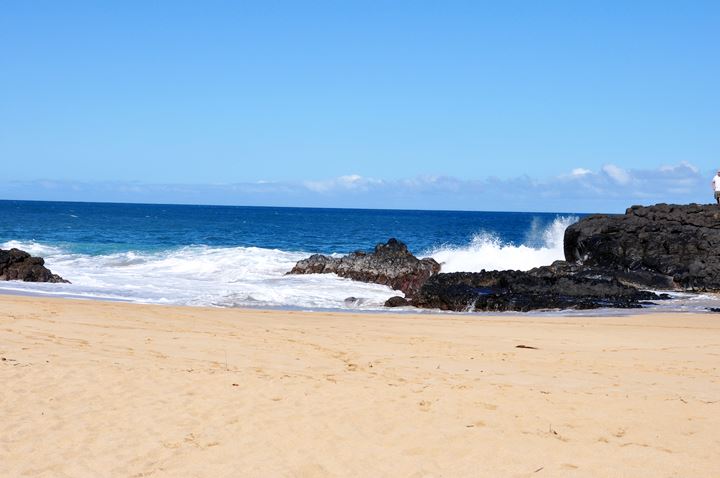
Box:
left=0, top=162, right=710, bottom=213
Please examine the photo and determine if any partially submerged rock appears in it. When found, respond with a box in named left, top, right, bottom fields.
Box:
left=384, top=296, right=410, bottom=308
left=0, top=248, right=68, bottom=283
left=288, top=238, right=440, bottom=297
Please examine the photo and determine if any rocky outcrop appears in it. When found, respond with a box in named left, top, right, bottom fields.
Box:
left=405, top=202, right=719, bottom=311
left=0, top=248, right=68, bottom=283
left=288, top=238, right=440, bottom=297
left=564, top=203, right=720, bottom=291
left=404, top=267, right=666, bottom=312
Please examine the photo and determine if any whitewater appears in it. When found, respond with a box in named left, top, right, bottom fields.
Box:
left=0, top=217, right=579, bottom=310
left=428, top=216, right=574, bottom=273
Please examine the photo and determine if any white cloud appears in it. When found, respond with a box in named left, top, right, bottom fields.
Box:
left=295, top=163, right=707, bottom=209
left=570, top=168, right=592, bottom=177
left=303, top=175, right=384, bottom=193
left=302, top=180, right=332, bottom=193
left=661, top=161, right=698, bottom=173
left=601, top=164, right=631, bottom=184
left=1, top=162, right=710, bottom=213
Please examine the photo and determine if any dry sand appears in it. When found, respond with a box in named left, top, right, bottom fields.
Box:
left=1, top=295, right=719, bottom=477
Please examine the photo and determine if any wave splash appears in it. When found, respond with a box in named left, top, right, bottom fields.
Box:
left=426, top=216, right=578, bottom=273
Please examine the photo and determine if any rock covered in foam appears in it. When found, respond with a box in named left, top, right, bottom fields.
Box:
left=288, top=238, right=440, bottom=297
left=0, top=248, right=68, bottom=283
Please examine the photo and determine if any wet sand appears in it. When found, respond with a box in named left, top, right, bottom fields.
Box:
left=1, top=295, right=719, bottom=477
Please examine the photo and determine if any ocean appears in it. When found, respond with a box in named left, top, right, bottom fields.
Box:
left=0, top=200, right=711, bottom=313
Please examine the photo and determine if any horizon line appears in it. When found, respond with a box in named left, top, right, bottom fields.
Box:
left=0, top=197, right=593, bottom=216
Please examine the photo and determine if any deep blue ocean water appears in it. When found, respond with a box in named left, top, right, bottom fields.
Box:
left=0, top=200, right=577, bottom=256
left=0, top=200, right=709, bottom=313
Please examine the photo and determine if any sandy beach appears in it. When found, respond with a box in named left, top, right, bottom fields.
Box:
left=1, top=295, right=719, bottom=477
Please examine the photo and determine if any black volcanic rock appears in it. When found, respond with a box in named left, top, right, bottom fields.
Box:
left=564, top=203, right=720, bottom=291
left=0, top=248, right=68, bottom=283
left=530, top=260, right=677, bottom=290
left=384, top=296, right=410, bottom=307
left=288, top=238, right=440, bottom=297
left=411, top=269, right=665, bottom=312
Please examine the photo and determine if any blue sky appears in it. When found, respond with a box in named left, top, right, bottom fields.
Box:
left=1, top=1, right=718, bottom=212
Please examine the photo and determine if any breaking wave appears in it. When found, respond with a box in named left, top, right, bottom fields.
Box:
left=0, top=216, right=577, bottom=309
left=426, top=216, right=577, bottom=272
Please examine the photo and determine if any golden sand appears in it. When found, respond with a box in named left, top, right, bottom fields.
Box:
left=1, top=295, right=719, bottom=477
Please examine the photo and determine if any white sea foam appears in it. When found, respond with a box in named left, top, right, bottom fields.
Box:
left=426, top=216, right=577, bottom=272
left=0, top=241, right=400, bottom=309
left=2, top=240, right=65, bottom=257
left=0, top=219, right=578, bottom=310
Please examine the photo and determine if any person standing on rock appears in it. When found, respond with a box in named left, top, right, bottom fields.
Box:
left=712, top=171, right=720, bottom=205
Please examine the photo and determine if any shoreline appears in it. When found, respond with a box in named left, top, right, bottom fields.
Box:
left=2, top=294, right=719, bottom=476
left=0, top=287, right=715, bottom=318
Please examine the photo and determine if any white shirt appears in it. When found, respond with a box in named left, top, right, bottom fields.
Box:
left=713, top=175, right=720, bottom=192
